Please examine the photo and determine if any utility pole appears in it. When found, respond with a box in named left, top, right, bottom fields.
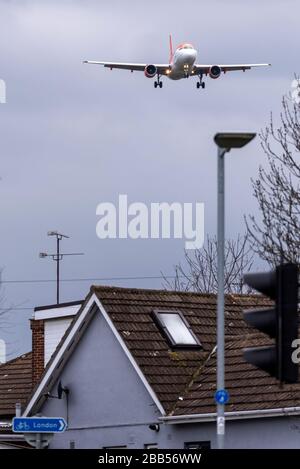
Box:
left=56, top=232, right=62, bottom=304
left=39, top=231, right=83, bottom=304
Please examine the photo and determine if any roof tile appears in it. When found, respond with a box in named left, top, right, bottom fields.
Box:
left=0, top=352, right=32, bottom=417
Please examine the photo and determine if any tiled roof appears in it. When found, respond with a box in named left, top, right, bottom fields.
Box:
left=91, top=286, right=300, bottom=415
left=0, top=352, right=32, bottom=418
left=172, top=336, right=300, bottom=415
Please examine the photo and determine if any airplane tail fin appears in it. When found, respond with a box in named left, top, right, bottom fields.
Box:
left=169, top=34, right=174, bottom=64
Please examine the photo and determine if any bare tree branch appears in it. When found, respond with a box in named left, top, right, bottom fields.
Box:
left=246, top=92, right=300, bottom=265
left=162, top=234, right=254, bottom=293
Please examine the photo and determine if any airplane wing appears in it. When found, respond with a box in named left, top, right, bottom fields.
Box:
left=193, top=63, right=271, bottom=74
left=83, top=61, right=170, bottom=75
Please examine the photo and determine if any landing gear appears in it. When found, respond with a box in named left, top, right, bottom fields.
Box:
left=196, top=74, right=205, bottom=89
left=154, top=74, right=163, bottom=89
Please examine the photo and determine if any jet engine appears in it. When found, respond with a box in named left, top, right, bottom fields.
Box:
left=209, top=65, right=222, bottom=79
left=144, top=64, right=157, bottom=78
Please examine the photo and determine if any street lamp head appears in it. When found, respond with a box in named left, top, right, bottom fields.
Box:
left=214, top=132, right=256, bottom=150
left=39, top=252, right=48, bottom=258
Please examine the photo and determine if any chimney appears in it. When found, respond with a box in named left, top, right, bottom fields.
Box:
left=31, top=319, right=45, bottom=387
left=31, top=301, right=83, bottom=387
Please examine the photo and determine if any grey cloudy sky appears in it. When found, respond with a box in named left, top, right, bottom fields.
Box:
left=0, top=0, right=299, bottom=358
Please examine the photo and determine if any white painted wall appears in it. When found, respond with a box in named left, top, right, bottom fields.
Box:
left=0, top=340, right=6, bottom=364
left=34, top=305, right=80, bottom=321
left=44, top=318, right=72, bottom=366
left=34, top=303, right=81, bottom=366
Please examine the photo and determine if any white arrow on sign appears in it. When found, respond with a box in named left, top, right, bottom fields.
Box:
left=59, top=419, right=65, bottom=431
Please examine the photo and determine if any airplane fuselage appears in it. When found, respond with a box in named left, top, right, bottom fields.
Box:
left=168, top=43, right=197, bottom=80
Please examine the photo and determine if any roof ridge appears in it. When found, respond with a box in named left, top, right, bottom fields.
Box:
left=91, top=284, right=264, bottom=299
left=91, top=285, right=215, bottom=296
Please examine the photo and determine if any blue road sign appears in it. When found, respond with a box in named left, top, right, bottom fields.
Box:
left=215, top=389, right=229, bottom=405
left=12, top=417, right=67, bottom=433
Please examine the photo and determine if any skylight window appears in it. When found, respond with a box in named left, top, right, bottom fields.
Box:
left=153, top=310, right=202, bottom=349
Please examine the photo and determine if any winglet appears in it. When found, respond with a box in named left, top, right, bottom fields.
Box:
left=169, top=34, right=174, bottom=64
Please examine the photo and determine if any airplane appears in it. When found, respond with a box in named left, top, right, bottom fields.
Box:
left=83, top=35, right=270, bottom=89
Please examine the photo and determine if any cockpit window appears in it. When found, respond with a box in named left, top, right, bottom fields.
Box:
left=178, top=43, right=194, bottom=50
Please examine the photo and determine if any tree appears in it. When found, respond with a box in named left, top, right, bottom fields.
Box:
left=246, top=92, right=300, bottom=265
left=163, top=234, right=254, bottom=294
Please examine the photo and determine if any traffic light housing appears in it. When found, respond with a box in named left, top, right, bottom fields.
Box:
left=243, top=263, right=298, bottom=383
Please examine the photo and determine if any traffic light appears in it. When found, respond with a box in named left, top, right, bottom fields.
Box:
left=243, top=263, right=299, bottom=383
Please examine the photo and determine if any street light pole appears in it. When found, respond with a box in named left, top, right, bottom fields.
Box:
left=214, top=132, right=256, bottom=450
left=217, top=146, right=226, bottom=449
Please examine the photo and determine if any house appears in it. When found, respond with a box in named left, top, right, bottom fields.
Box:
left=20, top=286, right=300, bottom=449
left=0, top=300, right=82, bottom=448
